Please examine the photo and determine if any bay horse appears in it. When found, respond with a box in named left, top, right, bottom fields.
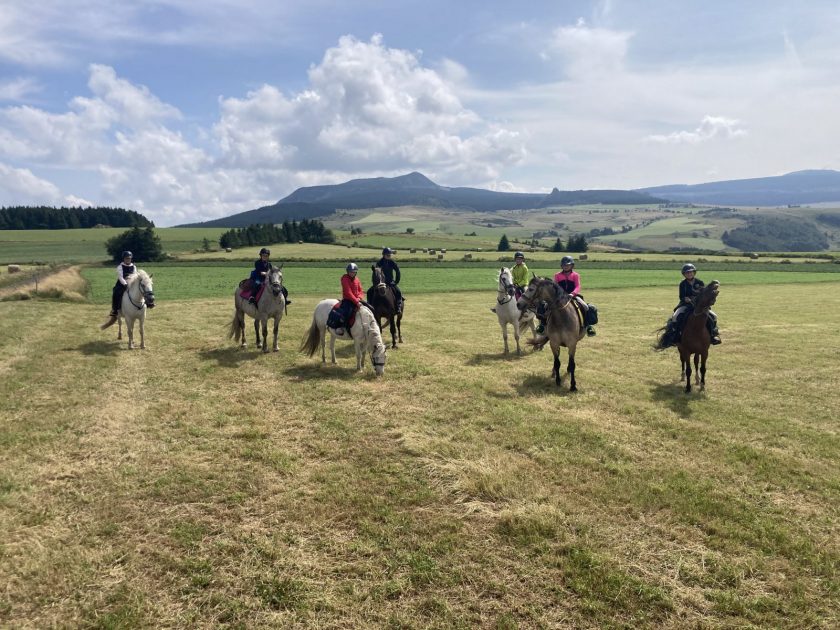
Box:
left=369, top=265, right=403, bottom=348
left=300, top=299, right=387, bottom=376
left=517, top=276, right=587, bottom=391
left=100, top=269, right=156, bottom=349
left=658, top=280, right=720, bottom=393
left=228, top=265, right=285, bottom=353
left=495, top=267, right=536, bottom=355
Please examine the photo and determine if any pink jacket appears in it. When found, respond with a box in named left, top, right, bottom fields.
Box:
left=553, top=270, right=581, bottom=296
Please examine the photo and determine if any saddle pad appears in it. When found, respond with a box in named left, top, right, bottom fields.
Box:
left=239, top=279, right=266, bottom=302
left=329, top=302, right=356, bottom=329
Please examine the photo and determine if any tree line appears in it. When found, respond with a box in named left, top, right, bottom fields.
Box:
left=722, top=216, right=829, bottom=252
left=0, top=206, right=153, bottom=230
left=497, top=233, right=589, bottom=252
left=219, top=220, right=335, bottom=249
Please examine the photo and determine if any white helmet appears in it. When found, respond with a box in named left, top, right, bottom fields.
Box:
left=346, top=263, right=359, bottom=272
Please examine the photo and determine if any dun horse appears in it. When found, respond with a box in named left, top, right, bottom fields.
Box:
left=300, top=299, right=387, bottom=376
left=494, top=267, right=536, bottom=355
left=100, top=270, right=156, bottom=349
left=517, top=277, right=587, bottom=391
left=229, top=265, right=285, bottom=352
left=657, top=280, right=720, bottom=393
left=369, top=265, right=403, bottom=348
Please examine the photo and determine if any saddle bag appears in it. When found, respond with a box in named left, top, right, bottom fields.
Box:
left=584, top=303, right=599, bottom=326
left=327, top=308, right=345, bottom=330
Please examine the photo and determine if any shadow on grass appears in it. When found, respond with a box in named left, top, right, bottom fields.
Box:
left=198, top=347, right=263, bottom=367
left=466, top=351, right=530, bottom=365
left=283, top=362, right=360, bottom=381
left=74, top=340, right=121, bottom=356
left=513, top=373, right=575, bottom=397
left=649, top=380, right=707, bottom=418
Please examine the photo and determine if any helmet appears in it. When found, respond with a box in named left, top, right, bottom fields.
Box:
left=681, top=263, right=696, bottom=274
left=346, top=263, right=358, bottom=272
left=382, top=247, right=393, bottom=255
left=259, top=247, right=271, bottom=255
left=514, top=251, right=525, bottom=259
left=561, top=255, right=574, bottom=267
left=122, top=251, right=133, bottom=259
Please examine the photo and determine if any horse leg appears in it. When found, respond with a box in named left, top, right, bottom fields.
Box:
left=397, top=312, right=403, bottom=343
left=126, top=317, right=134, bottom=349
left=500, top=322, right=509, bottom=355
left=684, top=352, right=692, bottom=393
left=117, top=315, right=122, bottom=340
left=329, top=333, right=337, bottom=364
left=253, top=318, right=261, bottom=349
left=699, top=350, right=708, bottom=390
left=138, top=314, right=145, bottom=349
left=272, top=316, right=280, bottom=352
left=568, top=350, right=577, bottom=392
left=356, top=339, right=364, bottom=371
left=694, top=353, right=701, bottom=385
left=552, top=350, right=562, bottom=386
left=513, top=321, right=522, bottom=356
left=261, top=318, right=270, bottom=354
left=389, top=316, right=397, bottom=349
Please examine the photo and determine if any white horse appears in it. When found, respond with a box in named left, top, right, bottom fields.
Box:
left=229, top=265, right=285, bottom=353
left=101, top=269, right=156, bottom=349
left=494, top=267, right=536, bottom=355
left=300, top=299, right=387, bottom=376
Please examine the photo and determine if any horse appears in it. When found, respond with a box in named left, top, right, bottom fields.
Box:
left=517, top=276, right=587, bottom=391
left=300, top=299, right=387, bottom=376
left=369, top=265, right=403, bottom=348
left=228, top=265, right=285, bottom=353
left=494, top=267, right=536, bottom=355
left=657, top=280, right=720, bottom=393
left=100, top=269, right=156, bottom=349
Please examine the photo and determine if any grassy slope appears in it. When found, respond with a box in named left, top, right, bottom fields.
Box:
left=0, top=280, right=838, bottom=627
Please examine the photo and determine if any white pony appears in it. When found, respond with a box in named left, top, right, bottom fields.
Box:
left=494, top=267, right=536, bottom=355
left=300, top=299, right=387, bottom=376
left=101, top=269, right=155, bottom=349
left=228, top=265, right=285, bottom=353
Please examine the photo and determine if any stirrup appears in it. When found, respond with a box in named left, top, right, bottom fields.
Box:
left=586, top=326, right=596, bottom=337
left=536, top=324, right=545, bottom=334
left=711, top=337, right=721, bottom=345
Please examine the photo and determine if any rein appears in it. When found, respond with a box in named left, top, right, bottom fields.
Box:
left=125, top=279, right=152, bottom=311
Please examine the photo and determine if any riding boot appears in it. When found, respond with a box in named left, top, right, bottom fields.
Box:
left=586, top=325, right=596, bottom=337
left=282, top=286, right=291, bottom=305
left=709, top=322, right=722, bottom=345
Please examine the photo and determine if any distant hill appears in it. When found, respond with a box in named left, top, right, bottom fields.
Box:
left=181, top=172, right=664, bottom=227
left=638, top=170, right=840, bottom=205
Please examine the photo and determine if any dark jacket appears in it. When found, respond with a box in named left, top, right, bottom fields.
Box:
left=375, top=257, right=400, bottom=285
left=677, top=277, right=705, bottom=309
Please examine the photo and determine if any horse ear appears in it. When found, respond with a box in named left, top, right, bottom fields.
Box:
left=278, top=263, right=283, bottom=270
left=371, top=264, right=376, bottom=270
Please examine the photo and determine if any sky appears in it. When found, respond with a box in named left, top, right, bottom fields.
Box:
left=2, top=1, right=840, bottom=226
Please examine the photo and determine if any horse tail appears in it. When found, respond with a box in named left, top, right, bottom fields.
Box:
left=300, top=313, right=321, bottom=357
left=228, top=308, right=243, bottom=342
left=100, top=315, right=117, bottom=330
left=653, top=325, right=671, bottom=351
left=526, top=335, right=550, bottom=351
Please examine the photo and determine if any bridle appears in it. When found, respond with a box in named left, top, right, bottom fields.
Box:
left=497, top=270, right=515, bottom=305
left=126, top=277, right=154, bottom=311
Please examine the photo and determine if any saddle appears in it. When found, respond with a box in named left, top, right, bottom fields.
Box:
left=328, top=302, right=356, bottom=332
left=238, top=278, right=265, bottom=302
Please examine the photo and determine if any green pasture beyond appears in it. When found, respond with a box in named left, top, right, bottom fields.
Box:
left=82, top=264, right=840, bottom=304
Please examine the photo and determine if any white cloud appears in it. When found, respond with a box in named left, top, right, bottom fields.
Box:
left=645, top=116, right=748, bottom=144
left=545, top=18, right=633, bottom=78
left=0, top=77, right=41, bottom=101
left=0, top=162, right=62, bottom=204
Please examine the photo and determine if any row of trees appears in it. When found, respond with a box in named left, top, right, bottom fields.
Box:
left=0, top=206, right=153, bottom=230
left=722, top=216, right=829, bottom=252
left=219, top=220, right=335, bottom=249
left=497, top=234, right=589, bottom=252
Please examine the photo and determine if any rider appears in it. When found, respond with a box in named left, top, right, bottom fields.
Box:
left=371, top=247, right=403, bottom=312
left=248, top=247, right=291, bottom=305
left=339, top=263, right=365, bottom=331
left=492, top=251, right=529, bottom=314
left=669, top=263, right=721, bottom=344
left=109, top=250, right=136, bottom=317
left=536, top=255, right=596, bottom=337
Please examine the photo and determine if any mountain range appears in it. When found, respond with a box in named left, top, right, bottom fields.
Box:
left=181, top=169, right=840, bottom=228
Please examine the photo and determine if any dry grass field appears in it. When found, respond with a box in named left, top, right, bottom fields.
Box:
left=1, top=280, right=838, bottom=628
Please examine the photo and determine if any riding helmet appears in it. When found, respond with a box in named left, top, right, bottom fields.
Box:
left=122, top=251, right=133, bottom=259
left=681, top=263, right=696, bottom=274
left=259, top=247, right=271, bottom=255
left=346, top=263, right=359, bottom=272
left=561, top=255, right=575, bottom=267
left=514, top=251, right=525, bottom=259
left=382, top=247, right=393, bottom=255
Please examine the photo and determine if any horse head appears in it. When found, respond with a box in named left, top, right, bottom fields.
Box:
left=371, top=266, right=387, bottom=296
left=517, top=277, right=563, bottom=311
left=135, top=270, right=155, bottom=308
left=693, top=280, right=720, bottom=313
left=268, top=266, right=284, bottom=297
left=498, top=267, right=515, bottom=297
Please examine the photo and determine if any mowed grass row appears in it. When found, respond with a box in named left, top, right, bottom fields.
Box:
left=81, top=264, right=840, bottom=304
left=0, top=282, right=838, bottom=627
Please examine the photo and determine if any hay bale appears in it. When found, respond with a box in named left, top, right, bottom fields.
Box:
left=437, top=254, right=444, bottom=260
left=429, top=249, right=436, bottom=255
left=579, top=254, right=588, bottom=260
left=440, top=248, right=447, bottom=254
left=225, top=248, right=232, bottom=253
left=7, top=264, right=21, bottom=273
left=409, top=248, right=416, bottom=254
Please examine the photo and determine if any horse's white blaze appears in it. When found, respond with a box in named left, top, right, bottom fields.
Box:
left=311, top=299, right=387, bottom=376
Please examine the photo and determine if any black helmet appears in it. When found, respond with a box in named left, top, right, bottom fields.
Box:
left=346, top=263, right=358, bottom=272
left=382, top=247, right=393, bottom=255
left=259, top=247, right=271, bottom=255
left=122, top=251, right=133, bottom=259
left=561, top=255, right=574, bottom=266
left=514, top=251, right=525, bottom=259
left=681, top=263, right=696, bottom=274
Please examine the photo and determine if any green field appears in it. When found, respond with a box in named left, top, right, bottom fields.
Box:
left=1, top=278, right=837, bottom=627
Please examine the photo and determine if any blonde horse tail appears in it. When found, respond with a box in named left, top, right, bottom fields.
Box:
left=100, top=315, right=117, bottom=330
left=228, top=308, right=243, bottom=342
left=300, top=313, right=321, bottom=356
left=526, top=335, right=550, bottom=351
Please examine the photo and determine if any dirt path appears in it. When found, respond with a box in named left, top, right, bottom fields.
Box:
left=0, top=265, right=88, bottom=300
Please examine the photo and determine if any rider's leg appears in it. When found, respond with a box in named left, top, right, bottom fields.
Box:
left=281, top=285, right=291, bottom=305
left=110, top=284, right=122, bottom=316
left=249, top=280, right=261, bottom=304
left=708, top=310, right=721, bottom=344
left=535, top=301, right=547, bottom=334
left=393, top=285, right=403, bottom=313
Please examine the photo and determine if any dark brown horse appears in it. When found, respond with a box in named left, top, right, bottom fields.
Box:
left=517, top=277, right=587, bottom=391
left=369, top=265, right=403, bottom=348
left=657, top=280, right=720, bottom=393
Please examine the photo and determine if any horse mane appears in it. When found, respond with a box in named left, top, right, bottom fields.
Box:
left=128, top=269, right=150, bottom=286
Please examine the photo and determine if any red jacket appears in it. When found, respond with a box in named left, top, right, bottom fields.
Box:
left=341, top=273, right=363, bottom=305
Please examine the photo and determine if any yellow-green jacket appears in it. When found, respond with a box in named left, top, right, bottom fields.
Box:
left=512, top=263, right=529, bottom=287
